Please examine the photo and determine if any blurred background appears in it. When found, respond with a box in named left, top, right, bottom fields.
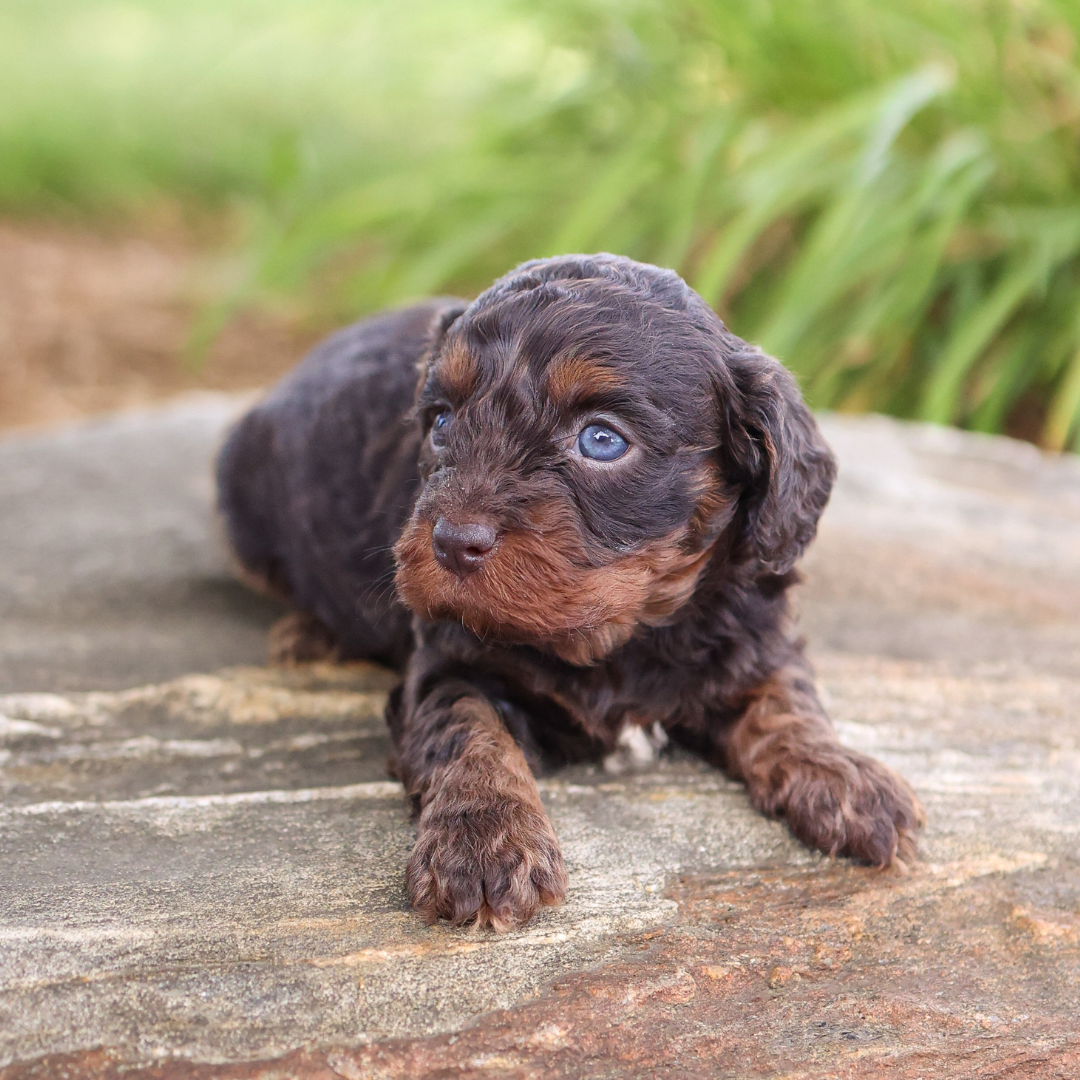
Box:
left=2, top=0, right=1079, bottom=450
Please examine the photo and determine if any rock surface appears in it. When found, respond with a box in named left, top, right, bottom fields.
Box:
left=0, top=394, right=281, bottom=693
left=1, top=399, right=1078, bottom=1078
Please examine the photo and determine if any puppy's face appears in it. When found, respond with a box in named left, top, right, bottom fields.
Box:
left=394, top=256, right=834, bottom=665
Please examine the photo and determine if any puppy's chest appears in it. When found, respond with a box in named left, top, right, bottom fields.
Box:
left=426, top=624, right=739, bottom=750
left=497, top=648, right=711, bottom=750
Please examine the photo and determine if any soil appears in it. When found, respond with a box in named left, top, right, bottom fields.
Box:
left=0, top=217, right=1062, bottom=450
left=0, top=220, right=319, bottom=433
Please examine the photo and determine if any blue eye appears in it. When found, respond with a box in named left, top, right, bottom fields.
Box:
left=577, top=423, right=629, bottom=462
left=430, top=409, right=452, bottom=447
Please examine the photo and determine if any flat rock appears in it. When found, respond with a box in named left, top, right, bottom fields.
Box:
left=0, top=394, right=281, bottom=694
left=1, top=398, right=1078, bottom=1079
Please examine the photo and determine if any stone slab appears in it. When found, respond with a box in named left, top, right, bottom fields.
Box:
left=1, top=400, right=1078, bottom=1078
left=801, top=416, right=1080, bottom=680
left=0, top=394, right=283, bottom=693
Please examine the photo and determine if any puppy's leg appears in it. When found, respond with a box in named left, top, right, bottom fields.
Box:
left=721, top=658, right=923, bottom=868
left=267, top=610, right=340, bottom=665
left=394, top=682, right=567, bottom=931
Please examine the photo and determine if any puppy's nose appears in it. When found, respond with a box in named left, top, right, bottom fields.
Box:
left=432, top=518, right=497, bottom=577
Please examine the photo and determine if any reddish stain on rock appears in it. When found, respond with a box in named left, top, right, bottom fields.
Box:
left=4, top=860, right=1079, bottom=1079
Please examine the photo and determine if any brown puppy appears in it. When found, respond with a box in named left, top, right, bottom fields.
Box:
left=217, top=254, right=922, bottom=932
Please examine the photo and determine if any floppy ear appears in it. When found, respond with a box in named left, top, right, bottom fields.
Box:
left=428, top=299, right=469, bottom=351
left=414, top=298, right=469, bottom=391
left=721, top=351, right=837, bottom=575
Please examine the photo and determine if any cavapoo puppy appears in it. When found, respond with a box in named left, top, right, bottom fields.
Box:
left=217, top=253, right=922, bottom=931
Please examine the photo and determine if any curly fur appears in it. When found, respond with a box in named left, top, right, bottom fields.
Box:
left=218, top=254, right=923, bottom=931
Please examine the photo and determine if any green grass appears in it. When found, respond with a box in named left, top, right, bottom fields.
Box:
left=3, top=0, right=1080, bottom=449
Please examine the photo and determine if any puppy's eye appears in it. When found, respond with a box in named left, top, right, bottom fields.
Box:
left=577, top=423, right=629, bottom=462
left=430, top=409, right=453, bottom=448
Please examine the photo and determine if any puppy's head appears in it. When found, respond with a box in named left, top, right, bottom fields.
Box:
left=394, top=254, right=835, bottom=665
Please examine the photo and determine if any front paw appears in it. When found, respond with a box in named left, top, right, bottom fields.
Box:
left=406, top=792, right=567, bottom=932
left=752, top=747, right=924, bottom=868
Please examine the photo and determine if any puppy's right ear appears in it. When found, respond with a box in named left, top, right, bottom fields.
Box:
left=412, top=300, right=469, bottom=406
left=423, top=299, right=469, bottom=365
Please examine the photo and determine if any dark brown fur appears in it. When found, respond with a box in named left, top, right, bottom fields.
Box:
left=217, top=255, right=923, bottom=932
left=400, top=693, right=567, bottom=931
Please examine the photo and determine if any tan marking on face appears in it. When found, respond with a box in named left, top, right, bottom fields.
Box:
left=433, top=342, right=481, bottom=399
left=687, top=460, right=738, bottom=549
left=394, top=477, right=732, bottom=665
left=545, top=356, right=623, bottom=408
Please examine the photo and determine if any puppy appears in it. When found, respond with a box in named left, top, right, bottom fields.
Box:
left=217, top=254, right=922, bottom=932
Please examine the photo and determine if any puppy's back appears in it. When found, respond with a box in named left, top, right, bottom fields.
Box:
left=217, top=300, right=462, bottom=668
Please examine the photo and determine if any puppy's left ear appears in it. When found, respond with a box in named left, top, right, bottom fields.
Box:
left=721, top=351, right=837, bottom=575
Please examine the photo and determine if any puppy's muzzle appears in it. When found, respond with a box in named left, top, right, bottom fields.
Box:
left=432, top=518, right=497, bottom=578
